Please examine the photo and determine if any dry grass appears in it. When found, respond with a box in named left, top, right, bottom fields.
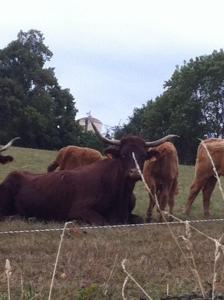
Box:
left=0, top=221, right=224, bottom=299
left=0, top=146, right=224, bottom=299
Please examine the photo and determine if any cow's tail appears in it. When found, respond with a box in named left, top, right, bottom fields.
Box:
left=47, top=160, right=59, bottom=172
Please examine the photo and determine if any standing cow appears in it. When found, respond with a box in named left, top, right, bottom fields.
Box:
left=0, top=122, right=177, bottom=225
left=185, top=138, right=224, bottom=217
left=47, top=145, right=103, bottom=172
left=143, top=142, right=179, bottom=222
left=0, top=137, right=20, bottom=164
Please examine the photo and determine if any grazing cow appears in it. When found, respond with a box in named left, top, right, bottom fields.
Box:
left=185, top=138, right=224, bottom=217
left=143, top=142, right=179, bottom=222
left=0, top=137, right=20, bottom=164
left=47, top=146, right=103, bottom=172
left=0, top=122, right=177, bottom=225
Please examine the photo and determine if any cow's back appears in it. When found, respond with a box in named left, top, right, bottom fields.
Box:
left=195, top=138, right=224, bottom=177
left=57, top=146, right=103, bottom=170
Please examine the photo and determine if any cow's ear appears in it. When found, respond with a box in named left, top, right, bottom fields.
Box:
left=146, top=149, right=160, bottom=160
left=104, top=146, right=120, bottom=159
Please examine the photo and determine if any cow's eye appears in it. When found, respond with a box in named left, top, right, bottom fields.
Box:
left=121, top=154, right=126, bottom=159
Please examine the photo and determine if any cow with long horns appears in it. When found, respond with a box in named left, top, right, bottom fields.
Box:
left=0, top=122, right=176, bottom=224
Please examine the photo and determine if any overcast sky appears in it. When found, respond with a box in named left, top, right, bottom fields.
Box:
left=1, top=0, right=224, bottom=129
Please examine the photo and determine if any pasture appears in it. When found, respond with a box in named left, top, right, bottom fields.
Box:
left=0, top=146, right=224, bottom=299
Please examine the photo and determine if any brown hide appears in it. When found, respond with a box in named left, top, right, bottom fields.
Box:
left=185, top=138, right=224, bottom=217
left=143, top=142, right=179, bottom=222
left=0, top=136, right=152, bottom=225
left=47, top=146, right=103, bottom=172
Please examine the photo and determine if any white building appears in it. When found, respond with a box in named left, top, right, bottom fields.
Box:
left=77, top=117, right=103, bottom=133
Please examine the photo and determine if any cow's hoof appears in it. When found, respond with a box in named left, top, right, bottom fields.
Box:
left=145, top=216, right=152, bottom=223
left=184, top=209, right=191, bottom=216
left=168, top=216, right=173, bottom=222
left=204, top=213, right=211, bottom=218
left=128, top=214, right=144, bottom=224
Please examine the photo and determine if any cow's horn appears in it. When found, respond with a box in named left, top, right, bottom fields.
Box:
left=89, top=118, right=120, bottom=145
left=0, top=137, right=20, bottom=152
left=145, top=134, right=179, bottom=147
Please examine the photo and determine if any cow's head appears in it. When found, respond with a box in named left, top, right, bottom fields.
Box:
left=91, top=119, right=177, bottom=180
left=0, top=137, right=20, bottom=164
left=146, top=148, right=161, bottom=162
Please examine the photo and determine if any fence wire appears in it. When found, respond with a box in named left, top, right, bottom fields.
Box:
left=0, top=218, right=224, bottom=235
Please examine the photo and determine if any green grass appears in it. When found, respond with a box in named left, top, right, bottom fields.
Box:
left=0, top=146, right=224, bottom=299
left=0, top=146, right=57, bottom=178
left=134, top=164, right=224, bottom=221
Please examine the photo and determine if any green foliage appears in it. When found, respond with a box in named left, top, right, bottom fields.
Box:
left=78, top=130, right=105, bottom=152
left=75, top=283, right=104, bottom=300
left=21, top=283, right=37, bottom=299
left=0, top=285, right=36, bottom=300
left=116, top=49, right=224, bottom=164
left=0, top=29, right=82, bottom=149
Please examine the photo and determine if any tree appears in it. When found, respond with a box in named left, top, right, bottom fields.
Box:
left=165, top=51, right=224, bottom=138
left=0, top=29, right=81, bottom=149
left=116, top=50, right=224, bottom=164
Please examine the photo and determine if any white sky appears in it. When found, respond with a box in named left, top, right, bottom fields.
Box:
left=1, top=0, right=224, bottom=129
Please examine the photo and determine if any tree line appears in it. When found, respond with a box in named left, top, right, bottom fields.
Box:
left=1, top=30, right=223, bottom=164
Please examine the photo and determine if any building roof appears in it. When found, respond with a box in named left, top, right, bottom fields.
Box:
left=77, top=117, right=102, bottom=124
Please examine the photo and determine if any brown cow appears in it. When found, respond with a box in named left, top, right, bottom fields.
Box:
left=47, top=146, right=103, bottom=172
left=0, top=137, right=20, bottom=164
left=0, top=122, right=177, bottom=225
left=185, top=138, right=224, bottom=217
left=143, top=142, right=179, bottom=222
left=47, top=141, right=141, bottom=223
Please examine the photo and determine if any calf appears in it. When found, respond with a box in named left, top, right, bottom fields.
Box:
left=143, top=142, right=179, bottom=222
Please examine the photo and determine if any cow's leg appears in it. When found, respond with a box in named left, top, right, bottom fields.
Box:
left=202, top=176, right=217, bottom=218
left=146, top=193, right=155, bottom=222
left=168, top=179, right=178, bottom=221
left=145, top=180, right=157, bottom=222
left=69, top=209, right=107, bottom=226
left=157, top=190, right=169, bottom=222
left=185, top=178, right=207, bottom=216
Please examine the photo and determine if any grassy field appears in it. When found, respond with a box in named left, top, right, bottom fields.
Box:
left=0, top=146, right=224, bottom=299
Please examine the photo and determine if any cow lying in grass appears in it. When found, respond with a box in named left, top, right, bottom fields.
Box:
left=0, top=123, right=176, bottom=225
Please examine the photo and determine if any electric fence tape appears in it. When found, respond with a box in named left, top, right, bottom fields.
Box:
left=0, top=218, right=224, bottom=235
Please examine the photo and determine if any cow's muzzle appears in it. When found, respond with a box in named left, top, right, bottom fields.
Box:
left=128, top=168, right=141, bottom=180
